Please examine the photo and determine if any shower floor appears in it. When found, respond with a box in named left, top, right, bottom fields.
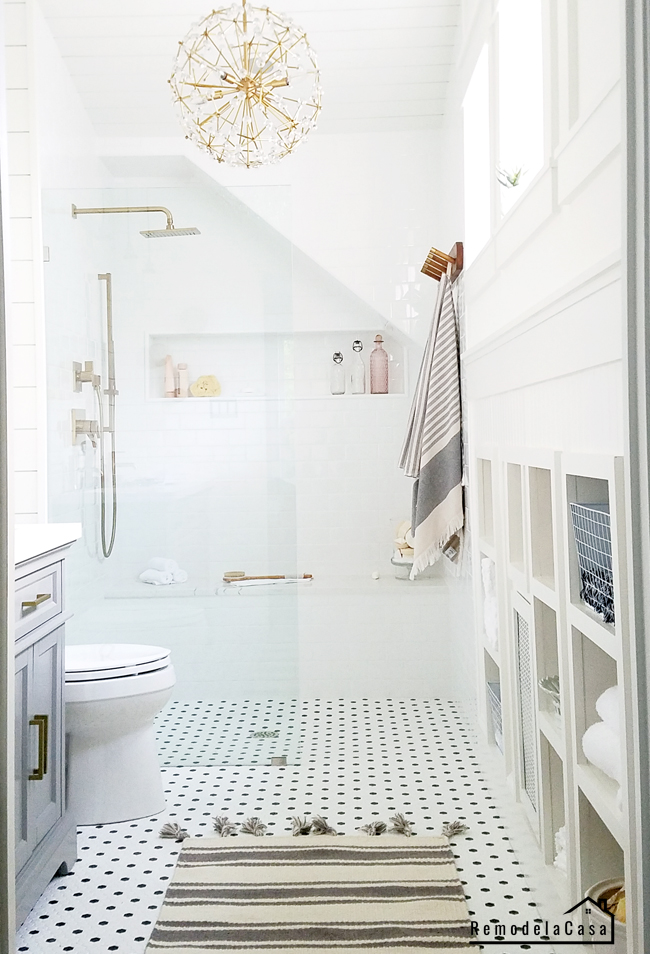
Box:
left=155, top=698, right=301, bottom=766
left=17, top=699, right=573, bottom=954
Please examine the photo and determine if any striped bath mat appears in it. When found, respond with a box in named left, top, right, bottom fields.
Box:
left=146, top=836, right=472, bottom=952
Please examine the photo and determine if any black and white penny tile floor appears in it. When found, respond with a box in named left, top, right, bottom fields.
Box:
left=17, top=700, right=570, bottom=954
left=155, top=699, right=301, bottom=766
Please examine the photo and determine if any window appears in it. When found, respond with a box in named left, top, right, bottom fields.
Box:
left=463, top=45, right=491, bottom=265
left=498, top=0, right=544, bottom=214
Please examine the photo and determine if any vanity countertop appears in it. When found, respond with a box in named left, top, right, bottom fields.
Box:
left=15, top=523, right=82, bottom=567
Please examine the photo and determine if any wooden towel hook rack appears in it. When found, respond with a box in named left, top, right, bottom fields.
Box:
left=421, top=242, right=463, bottom=283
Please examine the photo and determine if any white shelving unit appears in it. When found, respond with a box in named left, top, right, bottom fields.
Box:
left=471, top=447, right=633, bottom=925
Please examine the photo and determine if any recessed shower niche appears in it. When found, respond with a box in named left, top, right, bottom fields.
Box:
left=147, top=332, right=407, bottom=400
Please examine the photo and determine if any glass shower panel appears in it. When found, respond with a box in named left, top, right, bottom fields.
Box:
left=42, top=182, right=300, bottom=766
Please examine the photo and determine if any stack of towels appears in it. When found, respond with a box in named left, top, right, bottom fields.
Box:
left=553, top=825, right=567, bottom=872
left=481, top=557, right=499, bottom=650
left=582, top=685, right=622, bottom=805
left=139, top=558, right=188, bottom=586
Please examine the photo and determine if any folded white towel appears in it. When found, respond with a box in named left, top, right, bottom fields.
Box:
left=139, top=568, right=173, bottom=586
left=582, top=721, right=622, bottom=783
left=596, top=685, right=620, bottom=733
left=148, top=557, right=188, bottom=583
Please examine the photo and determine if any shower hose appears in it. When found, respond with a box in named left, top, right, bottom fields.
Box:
left=93, top=380, right=117, bottom=558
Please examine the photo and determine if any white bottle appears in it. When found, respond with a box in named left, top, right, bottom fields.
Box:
left=350, top=340, right=365, bottom=394
left=177, top=363, right=189, bottom=398
left=164, top=354, right=175, bottom=398
left=330, top=352, right=345, bottom=394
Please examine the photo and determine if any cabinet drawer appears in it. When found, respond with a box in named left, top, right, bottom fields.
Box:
left=15, top=562, right=62, bottom=640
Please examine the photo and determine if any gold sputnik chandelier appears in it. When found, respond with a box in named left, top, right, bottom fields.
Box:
left=169, top=1, right=322, bottom=169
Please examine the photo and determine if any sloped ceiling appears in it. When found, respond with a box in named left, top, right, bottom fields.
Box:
left=37, top=0, right=461, bottom=138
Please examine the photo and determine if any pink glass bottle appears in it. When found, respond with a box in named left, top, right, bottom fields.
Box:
left=370, top=335, right=388, bottom=393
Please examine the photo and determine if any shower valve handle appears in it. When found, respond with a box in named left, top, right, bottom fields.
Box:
left=72, top=409, right=100, bottom=445
left=73, top=360, right=100, bottom=390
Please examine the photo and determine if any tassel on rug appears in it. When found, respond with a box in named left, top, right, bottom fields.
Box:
left=213, top=815, right=239, bottom=837
left=357, top=821, right=387, bottom=835
left=159, top=822, right=189, bottom=843
left=240, top=817, right=267, bottom=836
left=291, top=815, right=312, bottom=836
left=311, top=815, right=337, bottom=835
left=389, top=813, right=415, bottom=836
left=442, top=819, right=469, bottom=838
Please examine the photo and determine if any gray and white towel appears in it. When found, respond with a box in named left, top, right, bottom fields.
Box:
left=399, top=272, right=464, bottom=578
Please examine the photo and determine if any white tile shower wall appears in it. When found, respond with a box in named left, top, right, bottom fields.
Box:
left=38, top=180, right=420, bottom=597
left=4, top=0, right=47, bottom=521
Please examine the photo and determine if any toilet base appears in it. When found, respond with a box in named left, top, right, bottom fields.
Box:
left=67, top=721, right=167, bottom=825
left=65, top=674, right=174, bottom=826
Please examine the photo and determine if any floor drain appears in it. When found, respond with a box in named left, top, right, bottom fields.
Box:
left=251, top=730, right=280, bottom=739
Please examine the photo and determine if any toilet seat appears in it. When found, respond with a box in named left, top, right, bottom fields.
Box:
left=65, top=643, right=171, bottom=682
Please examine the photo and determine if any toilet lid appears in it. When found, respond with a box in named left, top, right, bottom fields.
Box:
left=65, top=643, right=171, bottom=681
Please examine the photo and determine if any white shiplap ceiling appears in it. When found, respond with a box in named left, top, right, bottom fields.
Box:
left=37, top=0, right=461, bottom=137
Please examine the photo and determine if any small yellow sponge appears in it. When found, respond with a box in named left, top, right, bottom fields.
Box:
left=190, top=374, right=221, bottom=397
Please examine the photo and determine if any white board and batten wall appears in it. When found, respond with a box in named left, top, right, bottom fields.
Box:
left=450, top=0, right=636, bottom=941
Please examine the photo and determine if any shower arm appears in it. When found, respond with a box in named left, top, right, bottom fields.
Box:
left=71, top=204, right=175, bottom=230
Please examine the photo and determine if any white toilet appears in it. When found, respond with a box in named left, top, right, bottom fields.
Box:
left=65, top=644, right=175, bottom=825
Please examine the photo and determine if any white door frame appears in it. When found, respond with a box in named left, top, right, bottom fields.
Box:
left=624, top=0, right=650, bottom=949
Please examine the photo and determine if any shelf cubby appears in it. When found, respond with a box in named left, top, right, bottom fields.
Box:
left=539, top=735, right=566, bottom=869
left=570, top=625, right=624, bottom=844
left=571, top=625, right=618, bottom=745
left=506, top=462, right=525, bottom=572
left=577, top=789, right=625, bottom=896
left=484, top=651, right=503, bottom=754
left=529, top=466, right=555, bottom=589
left=533, top=598, right=563, bottom=747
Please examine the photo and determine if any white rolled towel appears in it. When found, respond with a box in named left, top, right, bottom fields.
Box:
left=582, top=721, right=622, bottom=783
left=481, top=557, right=496, bottom=597
left=139, top=568, right=173, bottom=586
left=596, top=685, right=620, bottom=733
left=148, top=557, right=188, bottom=584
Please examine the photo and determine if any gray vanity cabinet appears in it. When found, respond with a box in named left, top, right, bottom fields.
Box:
left=15, top=548, right=77, bottom=927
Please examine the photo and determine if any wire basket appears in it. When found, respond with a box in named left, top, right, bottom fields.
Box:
left=486, top=682, right=503, bottom=753
left=569, top=502, right=614, bottom=624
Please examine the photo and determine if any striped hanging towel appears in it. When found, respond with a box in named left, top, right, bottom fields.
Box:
left=399, top=272, right=464, bottom=578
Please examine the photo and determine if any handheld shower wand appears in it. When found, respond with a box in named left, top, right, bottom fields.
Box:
left=97, top=273, right=117, bottom=559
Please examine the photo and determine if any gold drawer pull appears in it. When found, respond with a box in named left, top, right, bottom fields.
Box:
left=28, top=714, right=48, bottom=780
left=21, top=593, right=51, bottom=613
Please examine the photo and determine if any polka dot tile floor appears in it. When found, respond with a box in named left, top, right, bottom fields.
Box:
left=155, top=699, right=301, bottom=766
left=17, top=699, right=570, bottom=954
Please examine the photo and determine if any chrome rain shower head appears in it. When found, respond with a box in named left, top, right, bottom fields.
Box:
left=140, top=226, right=200, bottom=238
left=72, top=204, right=200, bottom=237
